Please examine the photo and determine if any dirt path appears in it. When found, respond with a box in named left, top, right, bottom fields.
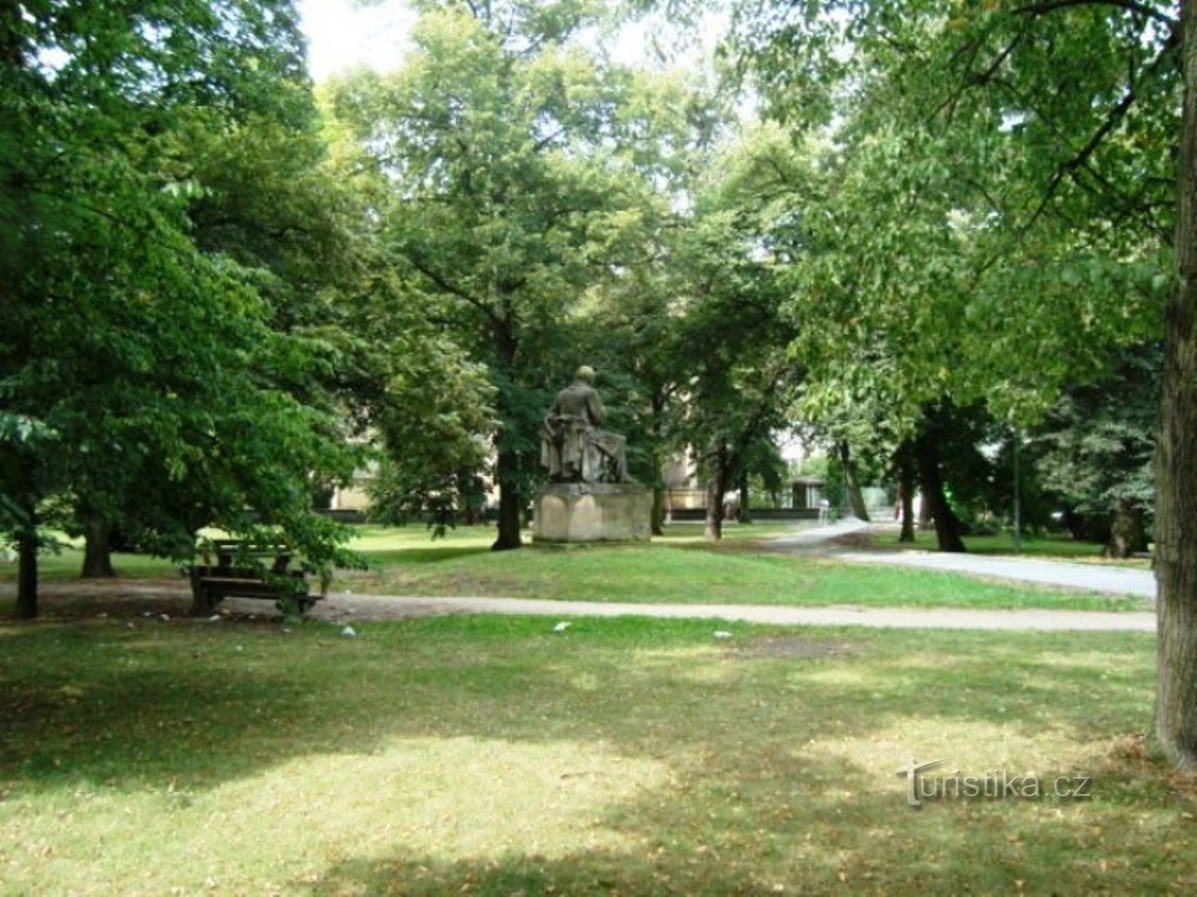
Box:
left=309, top=593, right=1154, bottom=631
left=2, top=578, right=1155, bottom=632
left=1, top=522, right=1156, bottom=633
left=764, top=519, right=1157, bottom=599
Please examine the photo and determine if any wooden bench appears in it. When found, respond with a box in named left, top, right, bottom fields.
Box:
left=186, top=540, right=319, bottom=616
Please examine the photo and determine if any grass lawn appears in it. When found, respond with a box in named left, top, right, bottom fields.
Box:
left=338, top=525, right=1144, bottom=612
left=1, top=523, right=1145, bottom=612
left=0, top=613, right=1188, bottom=896
left=861, top=527, right=1153, bottom=569
left=0, top=545, right=182, bottom=583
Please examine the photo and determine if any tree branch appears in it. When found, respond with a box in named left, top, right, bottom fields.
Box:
left=967, top=27, right=1030, bottom=88
left=1014, top=0, right=1177, bottom=28
left=405, top=253, right=500, bottom=327
left=1018, top=20, right=1180, bottom=234
left=1021, top=85, right=1137, bottom=232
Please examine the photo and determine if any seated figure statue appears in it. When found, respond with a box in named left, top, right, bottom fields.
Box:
left=540, top=366, right=629, bottom=484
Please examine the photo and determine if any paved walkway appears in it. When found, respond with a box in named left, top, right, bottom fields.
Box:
left=833, top=548, right=1156, bottom=598
left=765, top=518, right=1157, bottom=599
left=310, top=593, right=1156, bottom=632
left=765, top=517, right=874, bottom=548
left=3, top=521, right=1158, bottom=633
left=303, top=514, right=1153, bottom=633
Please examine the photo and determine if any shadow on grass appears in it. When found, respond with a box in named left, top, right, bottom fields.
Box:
left=1, top=615, right=1186, bottom=893
left=303, top=841, right=817, bottom=895
left=0, top=622, right=332, bottom=789
left=0, top=618, right=1153, bottom=798
left=301, top=742, right=1184, bottom=896
left=359, top=545, right=494, bottom=567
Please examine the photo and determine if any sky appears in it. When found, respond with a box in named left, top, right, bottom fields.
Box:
left=296, top=0, right=728, bottom=83
left=298, top=0, right=418, bottom=82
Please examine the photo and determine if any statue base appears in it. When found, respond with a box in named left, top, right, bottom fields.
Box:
left=533, top=482, right=652, bottom=543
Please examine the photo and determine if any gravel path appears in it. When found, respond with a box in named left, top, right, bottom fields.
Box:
left=2, top=521, right=1158, bottom=633
left=309, top=592, right=1156, bottom=632
left=766, top=518, right=1157, bottom=599
left=2, top=578, right=1156, bottom=632
left=831, top=548, right=1156, bottom=598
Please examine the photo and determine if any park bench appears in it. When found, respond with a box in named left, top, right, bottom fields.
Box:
left=186, top=539, right=319, bottom=616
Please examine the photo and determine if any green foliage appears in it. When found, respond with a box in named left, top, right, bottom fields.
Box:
left=1030, top=344, right=1159, bottom=541
left=654, top=126, right=805, bottom=524
left=0, top=0, right=364, bottom=606
left=367, top=458, right=489, bottom=536
left=324, top=4, right=718, bottom=544
left=727, top=0, right=1176, bottom=423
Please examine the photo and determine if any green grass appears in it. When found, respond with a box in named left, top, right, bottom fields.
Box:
left=1, top=523, right=1145, bottom=613
left=337, top=524, right=1144, bottom=612
left=0, top=614, right=1187, bottom=896
left=0, top=546, right=178, bottom=583
left=868, top=527, right=1153, bottom=568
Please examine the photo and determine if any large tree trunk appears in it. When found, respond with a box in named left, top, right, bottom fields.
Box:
left=490, top=318, right=523, bottom=552
left=1106, top=499, right=1147, bottom=559
left=704, top=477, right=725, bottom=541
left=15, top=498, right=38, bottom=619
left=896, top=440, right=916, bottom=544
left=1156, top=0, right=1197, bottom=769
left=491, top=447, right=523, bottom=552
left=81, top=518, right=117, bottom=578
left=649, top=392, right=667, bottom=536
left=738, top=469, right=753, bottom=524
left=838, top=440, right=870, bottom=521
left=917, top=488, right=933, bottom=530
left=651, top=484, right=667, bottom=536
left=914, top=417, right=966, bottom=553
left=704, top=448, right=731, bottom=541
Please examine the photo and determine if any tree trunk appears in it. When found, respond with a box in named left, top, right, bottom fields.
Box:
left=738, top=469, right=752, bottom=524
left=914, top=421, right=966, bottom=553
left=1106, top=499, right=1147, bottom=559
left=491, top=447, right=523, bottom=552
left=15, top=500, right=38, bottom=619
left=651, top=483, right=667, bottom=536
left=649, top=395, right=667, bottom=536
left=896, top=440, right=916, bottom=544
left=703, top=477, right=724, bottom=541
left=838, top=440, right=871, bottom=521
left=704, top=447, right=730, bottom=541
left=1156, top=0, right=1197, bottom=769
left=917, top=488, right=933, bottom=530
left=81, top=518, right=116, bottom=578
left=490, top=316, right=524, bottom=552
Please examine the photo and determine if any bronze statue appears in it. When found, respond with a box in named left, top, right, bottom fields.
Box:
left=540, top=366, right=629, bottom=483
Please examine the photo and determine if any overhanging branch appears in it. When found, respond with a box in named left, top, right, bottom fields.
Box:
left=1014, top=0, right=1177, bottom=28
left=405, top=253, right=500, bottom=327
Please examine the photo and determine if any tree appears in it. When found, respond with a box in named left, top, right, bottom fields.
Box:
left=729, top=0, right=1197, bottom=764
left=326, top=1, right=704, bottom=549
left=665, top=128, right=804, bottom=540
left=574, top=278, right=685, bottom=535
left=1155, top=0, right=1197, bottom=769
left=728, top=1, right=1165, bottom=409
left=1031, top=345, right=1158, bottom=556
left=567, top=72, right=731, bottom=535
left=1, top=0, right=359, bottom=617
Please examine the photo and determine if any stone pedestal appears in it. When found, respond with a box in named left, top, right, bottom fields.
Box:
left=533, top=482, right=652, bottom=543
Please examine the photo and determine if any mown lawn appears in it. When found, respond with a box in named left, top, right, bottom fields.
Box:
left=337, top=525, right=1144, bottom=612
left=0, top=613, right=1187, bottom=896
left=0, top=523, right=1145, bottom=612
left=861, top=527, right=1153, bottom=568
